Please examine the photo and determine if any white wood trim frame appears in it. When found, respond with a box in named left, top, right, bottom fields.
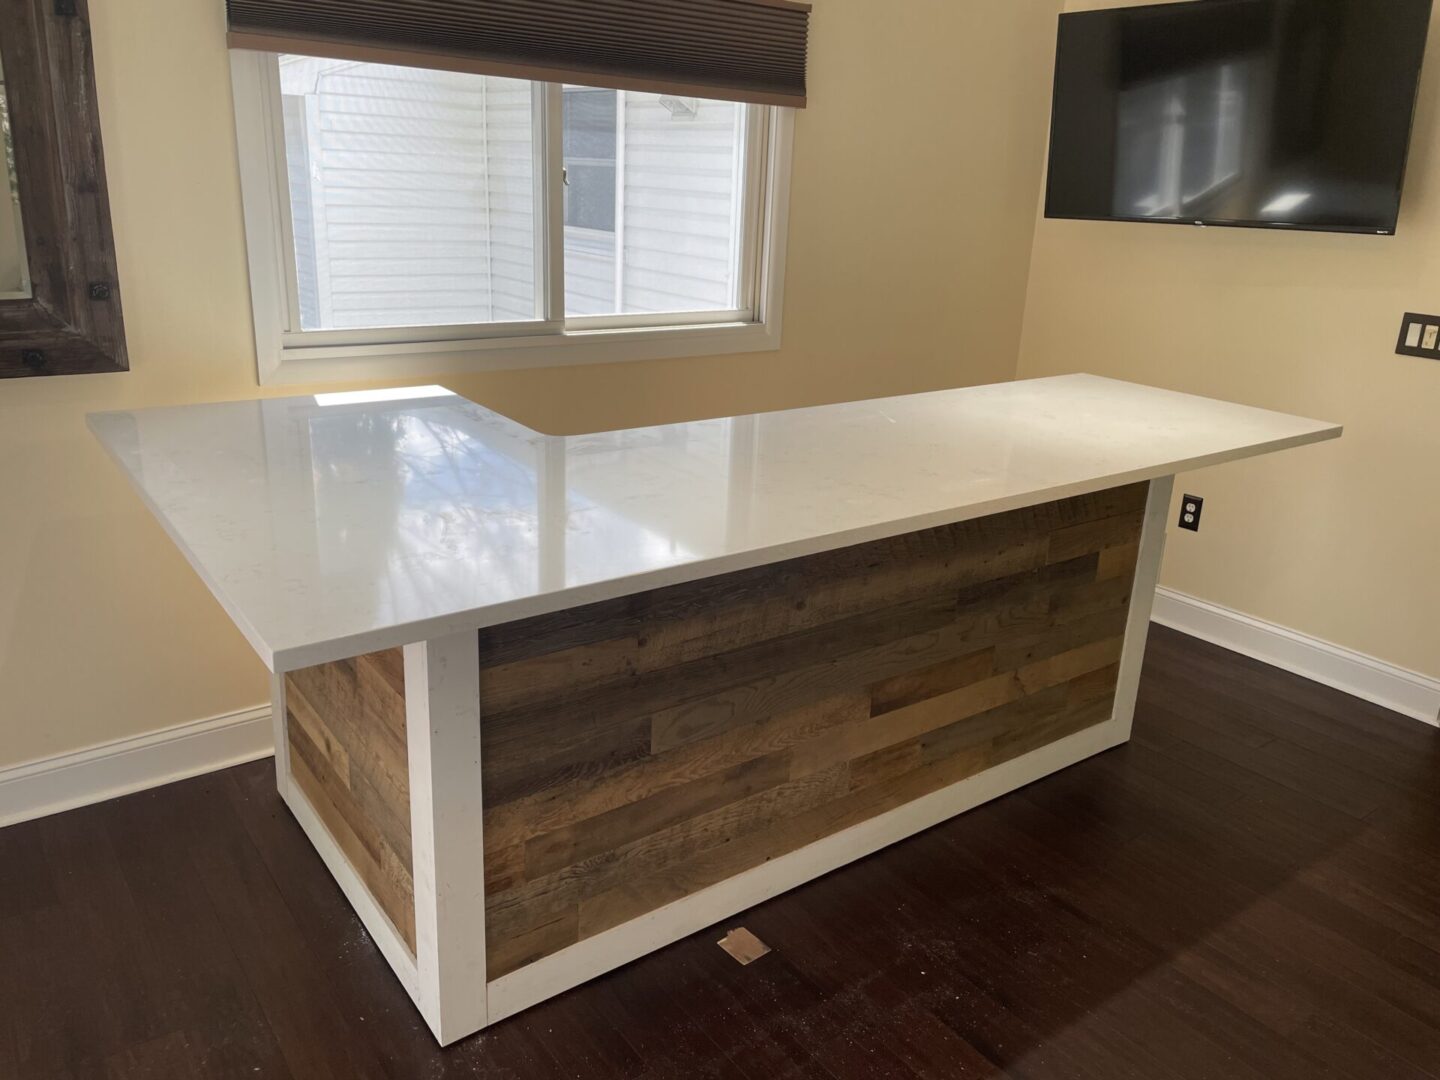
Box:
left=232, top=50, right=290, bottom=383
left=1111, top=476, right=1173, bottom=740
left=612, top=88, right=628, bottom=313
left=269, top=673, right=421, bottom=1001
left=403, top=632, right=489, bottom=1045
left=229, top=50, right=794, bottom=386
left=281, top=773, right=422, bottom=1002
left=1152, top=587, right=1440, bottom=727
left=539, top=81, right=565, bottom=325
left=269, top=671, right=291, bottom=801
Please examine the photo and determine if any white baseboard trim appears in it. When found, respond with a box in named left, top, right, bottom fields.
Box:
left=4, top=589, right=1436, bottom=835
left=1151, top=587, right=1440, bottom=728
left=0, top=705, right=273, bottom=828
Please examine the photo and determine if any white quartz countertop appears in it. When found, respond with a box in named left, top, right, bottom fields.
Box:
left=88, top=375, right=1340, bottom=672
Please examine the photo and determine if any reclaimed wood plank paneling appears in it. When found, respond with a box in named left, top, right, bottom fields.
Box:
left=479, top=484, right=1148, bottom=977
left=285, top=649, right=416, bottom=953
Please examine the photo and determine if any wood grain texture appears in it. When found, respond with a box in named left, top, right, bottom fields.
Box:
left=479, top=484, right=1148, bottom=977
left=0, top=0, right=128, bottom=377
left=284, top=649, right=415, bottom=953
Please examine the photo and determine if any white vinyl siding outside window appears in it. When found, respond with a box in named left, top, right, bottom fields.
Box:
left=279, top=58, right=537, bottom=332
left=231, top=52, right=793, bottom=385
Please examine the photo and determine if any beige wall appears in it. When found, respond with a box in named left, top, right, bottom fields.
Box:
left=1020, top=0, right=1440, bottom=679
left=0, top=0, right=1063, bottom=768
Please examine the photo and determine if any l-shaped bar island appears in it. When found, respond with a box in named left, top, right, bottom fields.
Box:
left=89, top=374, right=1340, bottom=1045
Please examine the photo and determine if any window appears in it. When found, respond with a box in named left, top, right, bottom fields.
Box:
left=563, top=88, right=617, bottom=235
left=232, top=52, right=793, bottom=384
left=277, top=57, right=538, bottom=334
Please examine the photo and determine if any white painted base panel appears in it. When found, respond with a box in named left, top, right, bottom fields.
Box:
left=1109, top=476, right=1172, bottom=742
left=0, top=704, right=272, bottom=828
left=403, top=632, right=490, bottom=1045
left=1152, top=587, right=1440, bottom=727
left=280, top=779, right=421, bottom=1003
left=486, top=715, right=1129, bottom=1023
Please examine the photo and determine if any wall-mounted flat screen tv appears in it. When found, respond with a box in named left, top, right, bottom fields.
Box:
left=1046, top=0, right=1434, bottom=234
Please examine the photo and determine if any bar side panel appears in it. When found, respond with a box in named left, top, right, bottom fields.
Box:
left=285, top=648, right=417, bottom=953
left=479, top=485, right=1147, bottom=978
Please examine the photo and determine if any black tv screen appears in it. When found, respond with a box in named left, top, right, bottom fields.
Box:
left=1046, top=0, right=1433, bottom=234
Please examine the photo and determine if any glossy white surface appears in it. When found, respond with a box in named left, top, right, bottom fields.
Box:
left=88, top=375, right=1340, bottom=672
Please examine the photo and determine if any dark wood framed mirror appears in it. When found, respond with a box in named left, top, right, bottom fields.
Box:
left=0, top=0, right=126, bottom=379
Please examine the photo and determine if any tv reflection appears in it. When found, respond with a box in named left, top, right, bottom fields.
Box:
left=1116, top=60, right=1251, bottom=221
left=1112, top=2, right=1398, bottom=229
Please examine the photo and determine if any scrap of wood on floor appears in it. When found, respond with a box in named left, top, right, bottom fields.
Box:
left=718, top=927, right=772, bottom=965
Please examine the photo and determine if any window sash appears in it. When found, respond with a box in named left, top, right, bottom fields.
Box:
left=263, top=63, right=770, bottom=347
left=231, top=49, right=792, bottom=385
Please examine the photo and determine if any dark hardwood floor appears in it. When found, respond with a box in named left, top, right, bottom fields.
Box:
left=3, top=625, right=1439, bottom=1079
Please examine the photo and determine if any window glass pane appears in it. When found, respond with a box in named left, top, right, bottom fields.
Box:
left=563, top=88, right=617, bottom=234
left=279, top=56, right=536, bottom=331
left=562, top=88, right=618, bottom=163
left=562, top=87, right=619, bottom=314
left=563, top=89, right=746, bottom=318
left=565, top=162, right=617, bottom=233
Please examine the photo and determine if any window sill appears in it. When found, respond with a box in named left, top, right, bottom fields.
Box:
left=257, top=317, right=781, bottom=387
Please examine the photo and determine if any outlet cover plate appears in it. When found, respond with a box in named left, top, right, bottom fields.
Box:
left=1179, top=494, right=1203, bottom=532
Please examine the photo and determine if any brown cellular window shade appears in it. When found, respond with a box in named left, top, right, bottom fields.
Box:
left=226, top=0, right=811, bottom=108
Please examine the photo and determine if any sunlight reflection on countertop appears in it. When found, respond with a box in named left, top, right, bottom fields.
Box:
left=87, top=375, right=1339, bottom=671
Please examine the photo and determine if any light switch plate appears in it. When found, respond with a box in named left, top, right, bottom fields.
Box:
left=1396, top=313, right=1440, bottom=359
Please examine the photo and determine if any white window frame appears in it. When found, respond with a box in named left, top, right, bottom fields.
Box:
left=229, top=51, right=794, bottom=386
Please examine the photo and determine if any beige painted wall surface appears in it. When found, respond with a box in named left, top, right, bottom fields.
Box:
left=1020, top=0, right=1440, bottom=679
left=0, top=0, right=1063, bottom=768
